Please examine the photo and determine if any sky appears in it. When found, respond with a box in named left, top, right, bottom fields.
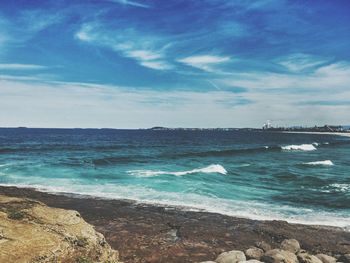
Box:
left=0, top=0, right=350, bottom=128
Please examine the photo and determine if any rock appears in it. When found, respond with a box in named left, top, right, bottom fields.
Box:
left=261, top=249, right=298, bottom=263
left=0, top=195, right=119, bottom=263
left=239, top=260, right=263, bottom=263
left=338, top=254, right=350, bottom=263
left=280, top=239, right=301, bottom=253
left=216, top=250, right=246, bottom=263
left=245, top=247, right=264, bottom=260
left=316, top=254, right=337, bottom=263
left=255, top=241, right=272, bottom=252
left=200, top=262, right=216, bottom=263
left=297, top=251, right=323, bottom=263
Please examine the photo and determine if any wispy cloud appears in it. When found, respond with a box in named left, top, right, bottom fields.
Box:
left=177, top=55, right=230, bottom=72
left=107, top=0, right=150, bottom=8
left=221, top=62, right=350, bottom=92
left=277, top=53, right=327, bottom=72
left=75, top=23, right=172, bottom=70
left=0, top=64, right=47, bottom=70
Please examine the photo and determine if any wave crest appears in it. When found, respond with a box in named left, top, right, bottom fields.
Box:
left=281, top=144, right=317, bottom=151
left=128, top=164, right=227, bottom=177
left=303, top=160, right=334, bottom=166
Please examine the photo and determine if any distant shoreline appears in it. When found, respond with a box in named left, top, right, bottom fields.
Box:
left=280, top=131, right=350, bottom=137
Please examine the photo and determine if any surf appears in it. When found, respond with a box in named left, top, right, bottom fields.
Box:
left=281, top=144, right=317, bottom=151
left=303, top=160, right=334, bottom=166
left=128, top=164, right=227, bottom=177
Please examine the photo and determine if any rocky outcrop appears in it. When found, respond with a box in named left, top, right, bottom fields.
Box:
left=0, top=195, right=120, bottom=263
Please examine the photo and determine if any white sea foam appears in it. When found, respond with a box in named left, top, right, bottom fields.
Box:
left=1, top=181, right=349, bottom=228
left=303, top=160, right=334, bottom=166
left=128, top=164, right=227, bottom=177
left=281, top=144, right=317, bottom=151
left=325, top=183, right=350, bottom=193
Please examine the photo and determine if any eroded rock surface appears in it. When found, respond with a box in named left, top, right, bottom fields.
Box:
left=0, top=195, right=119, bottom=263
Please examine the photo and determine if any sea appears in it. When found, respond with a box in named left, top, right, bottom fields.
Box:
left=0, top=128, right=349, bottom=228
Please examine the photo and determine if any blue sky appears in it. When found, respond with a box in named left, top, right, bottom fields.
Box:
left=0, top=0, right=350, bottom=128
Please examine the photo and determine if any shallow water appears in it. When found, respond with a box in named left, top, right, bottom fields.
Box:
left=0, top=128, right=349, bottom=227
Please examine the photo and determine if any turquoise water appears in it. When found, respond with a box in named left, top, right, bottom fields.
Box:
left=0, top=128, right=349, bottom=227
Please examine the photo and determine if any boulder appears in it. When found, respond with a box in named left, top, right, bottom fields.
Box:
left=239, top=260, right=263, bottom=263
left=297, top=251, right=323, bottom=263
left=245, top=247, right=264, bottom=260
left=216, top=250, right=246, bottom=263
left=261, top=249, right=298, bottom=263
left=255, top=241, right=272, bottom=252
left=316, top=254, right=337, bottom=263
left=338, top=254, right=350, bottom=263
left=0, top=195, right=119, bottom=263
left=280, top=239, right=301, bottom=253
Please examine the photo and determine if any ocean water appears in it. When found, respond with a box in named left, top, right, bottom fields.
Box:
left=0, top=128, right=349, bottom=227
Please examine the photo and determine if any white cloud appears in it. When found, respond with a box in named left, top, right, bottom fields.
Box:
left=178, top=55, right=230, bottom=72
left=1, top=76, right=349, bottom=128
left=221, top=62, right=350, bottom=92
left=277, top=53, right=327, bottom=72
left=0, top=64, right=46, bottom=70
left=107, top=0, right=150, bottom=8
left=75, top=24, right=172, bottom=70
left=139, top=61, right=173, bottom=70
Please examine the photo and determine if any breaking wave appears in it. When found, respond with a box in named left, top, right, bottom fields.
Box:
left=323, top=183, right=350, bottom=193
left=128, top=164, right=227, bottom=177
left=303, top=160, right=334, bottom=166
left=281, top=144, right=317, bottom=151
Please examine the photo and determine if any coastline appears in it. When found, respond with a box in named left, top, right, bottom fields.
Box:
left=281, top=131, right=350, bottom=137
left=1, top=185, right=349, bottom=263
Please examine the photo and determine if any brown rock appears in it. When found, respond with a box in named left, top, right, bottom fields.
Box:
left=0, top=195, right=119, bottom=263
left=255, top=241, right=272, bottom=252
left=316, top=254, right=336, bottom=263
left=281, top=239, right=301, bottom=253
left=239, top=260, right=263, bottom=263
left=216, top=250, right=246, bottom=263
left=297, top=251, right=323, bottom=263
left=261, top=249, right=298, bottom=263
left=245, top=247, right=264, bottom=260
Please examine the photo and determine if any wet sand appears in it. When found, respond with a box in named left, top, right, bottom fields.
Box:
left=0, top=185, right=349, bottom=263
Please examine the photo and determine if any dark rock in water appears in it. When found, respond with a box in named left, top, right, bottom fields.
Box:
left=338, top=254, right=350, bottom=263
left=261, top=249, right=298, bottom=263
left=215, top=250, right=246, bottom=263
left=316, top=254, right=337, bottom=263
left=245, top=247, right=264, bottom=260
left=255, top=241, right=272, bottom=252
left=297, top=251, right=323, bottom=263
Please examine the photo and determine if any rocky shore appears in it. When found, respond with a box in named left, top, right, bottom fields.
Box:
left=0, top=186, right=349, bottom=263
left=200, top=238, right=350, bottom=263
left=0, top=194, right=119, bottom=263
